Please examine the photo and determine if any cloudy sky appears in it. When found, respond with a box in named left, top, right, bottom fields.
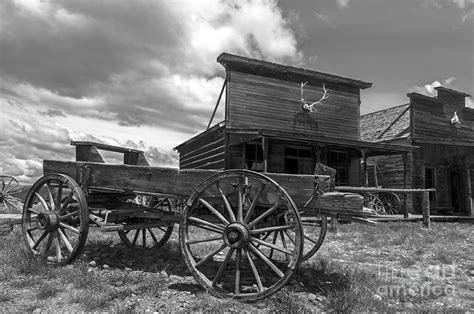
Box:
left=1, top=0, right=473, bottom=183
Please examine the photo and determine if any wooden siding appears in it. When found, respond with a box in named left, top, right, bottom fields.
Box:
left=227, top=72, right=360, bottom=140
left=178, top=126, right=225, bottom=170
left=411, top=94, right=474, bottom=142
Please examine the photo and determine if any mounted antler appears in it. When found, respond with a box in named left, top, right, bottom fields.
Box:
left=300, top=82, right=329, bottom=112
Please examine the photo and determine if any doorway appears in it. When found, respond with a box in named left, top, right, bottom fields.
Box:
left=449, top=170, right=466, bottom=214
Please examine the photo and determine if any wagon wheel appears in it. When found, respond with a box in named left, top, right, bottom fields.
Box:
left=0, top=175, right=21, bottom=212
left=300, top=215, right=327, bottom=262
left=118, top=197, right=174, bottom=249
left=378, top=192, right=401, bottom=215
left=22, top=174, right=89, bottom=265
left=179, top=170, right=303, bottom=301
left=364, top=193, right=386, bottom=215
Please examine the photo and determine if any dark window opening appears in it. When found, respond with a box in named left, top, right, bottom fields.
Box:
left=327, top=150, right=349, bottom=185
left=245, top=144, right=264, bottom=172
left=284, top=146, right=313, bottom=174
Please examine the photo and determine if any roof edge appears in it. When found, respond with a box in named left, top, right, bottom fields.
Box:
left=217, top=52, right=372, bottom=89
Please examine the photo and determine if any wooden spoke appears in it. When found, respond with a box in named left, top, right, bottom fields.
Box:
left=186, top=235, right=222, bottom=245
left=189, top=222, right=222, bottom=234
left=284, top=230, right=296, bottom=245
left=188, top=216, right=225, bottom=232
left=198, top=198, right=229, bottom=226
left=46, top=184, right=55, bottom=211
left=56, top=181, right=63, bottom=211
left=251, top=236, right=293, bottom=255
left=59, top=211, right=78, bottom=220
left=245, top=248, right=263, bottom=292
left=249, top=243, right=284, bottom=278
left=44, top=233, right=54, bottom=256
left=243, top=184, right=265, bottom=224
left=234, top=249, right=242, bottom=295
left=32, top=230, right=49, bottom=250
left=27, top=207, right=40, bottom=214
left=251, top=225, right=294, bottom=235
left=132, top=230, right=140, bottom=246
left=212, top=248, right=235, bottom=286
left=58, top=228, right=73, bottom=253
left=194, top=243, right=227, bottom=268
left=280, top=230, right=288, bottom=250
left=304, top=233, right=319, bottom=244
left=248, top=200, right=282, bottom=228
left=59, top=222, right=79, bottom=234
left=142, top=228, right=147, bottom=249
left=148, top=229, right=159, bottom=245
left=60, top=192, right=74, bottom=212
left=55, top=233, right=62, bottom=262
left=25, top=231, right=35, bottom=248
left=216, top=184, right=236, bottom=223
left=35, top=192, right=51, bottom=211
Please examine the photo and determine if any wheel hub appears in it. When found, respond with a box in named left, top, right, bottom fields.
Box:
left=223, top=223, right=250, bottom=249
left=37, top=211, right=59, bottom=231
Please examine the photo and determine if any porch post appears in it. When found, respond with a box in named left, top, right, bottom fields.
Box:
left=361, top=149, right=368, bottom=187
left=466, top=164, right=473, bottom=216
left=402, top=152, right=409, bottom=218
left=262, top=136, right=268, bottom=172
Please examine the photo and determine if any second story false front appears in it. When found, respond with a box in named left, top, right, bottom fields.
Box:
left=218, top=53, right=372, bottom=140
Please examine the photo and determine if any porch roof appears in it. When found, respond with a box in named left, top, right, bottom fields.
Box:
left=226, top=128, right=418, bottom=156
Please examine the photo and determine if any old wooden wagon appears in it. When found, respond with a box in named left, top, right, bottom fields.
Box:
left=21, top=141, right=374, bottom=301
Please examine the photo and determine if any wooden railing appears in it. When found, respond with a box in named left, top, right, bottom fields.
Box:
left=335, top=186, right=436, bottom=227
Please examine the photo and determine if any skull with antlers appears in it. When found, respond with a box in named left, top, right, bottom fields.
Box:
left=300, top=82, right=329, bottom=112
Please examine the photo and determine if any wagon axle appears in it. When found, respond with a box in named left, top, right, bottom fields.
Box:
left=36, top=211, right=59, bottom=232
left=223, top=223, right=250, bottom=248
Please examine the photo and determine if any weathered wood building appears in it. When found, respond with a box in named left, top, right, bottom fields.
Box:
left=361, top=87, right=474, bottom=216
left=175, top=53, right=415, bottom=193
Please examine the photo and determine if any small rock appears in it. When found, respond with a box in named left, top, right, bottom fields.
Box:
left=405, top=302, right=414, bottom=308
left=308, top=293, right=318, bottom=301
left=88, top=267, right=94, bottom=273
left=32, top=308, right=42, bottom=313
left=125, top=267, right=132, bottom=271
left=373, top=294, right=382, bottom=301
left=103, top=264, right=110, bottom=269
left=89, top=260, right=97, bottom=267
left=469, top=270, right=474, bottom=276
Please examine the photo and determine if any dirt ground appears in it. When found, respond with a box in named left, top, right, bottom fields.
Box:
left=0, top=221, right=472, bottom=312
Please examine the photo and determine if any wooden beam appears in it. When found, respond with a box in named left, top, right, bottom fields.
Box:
left=402, top=152, right=408, bottom=218
left=466, top=166, right=473, bottom=216
left=422, top=191, right=430, bottom=228
left=207, top=79, right=227, bottom=130
left=262, top=136, right=268, bottom=172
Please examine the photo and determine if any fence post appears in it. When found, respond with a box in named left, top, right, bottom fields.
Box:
left=422, top=191, right=430, bottom=228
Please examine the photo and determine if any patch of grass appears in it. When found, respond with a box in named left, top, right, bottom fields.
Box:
left=271, top=288, right=311, bottom=312
left=53, top=261, right=105, bottom=291
left=0, top=287, right=13, bottom=303
left=36, top=281, right=60, bottom=299
left=433, top=249, right=454, bottom=265
left=399, top=256, right=417, bottom=268
left=70, top=291, right=111, bottom=311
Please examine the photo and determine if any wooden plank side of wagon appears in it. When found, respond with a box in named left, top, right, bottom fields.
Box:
left=43, top=160, right=315, bottom=208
